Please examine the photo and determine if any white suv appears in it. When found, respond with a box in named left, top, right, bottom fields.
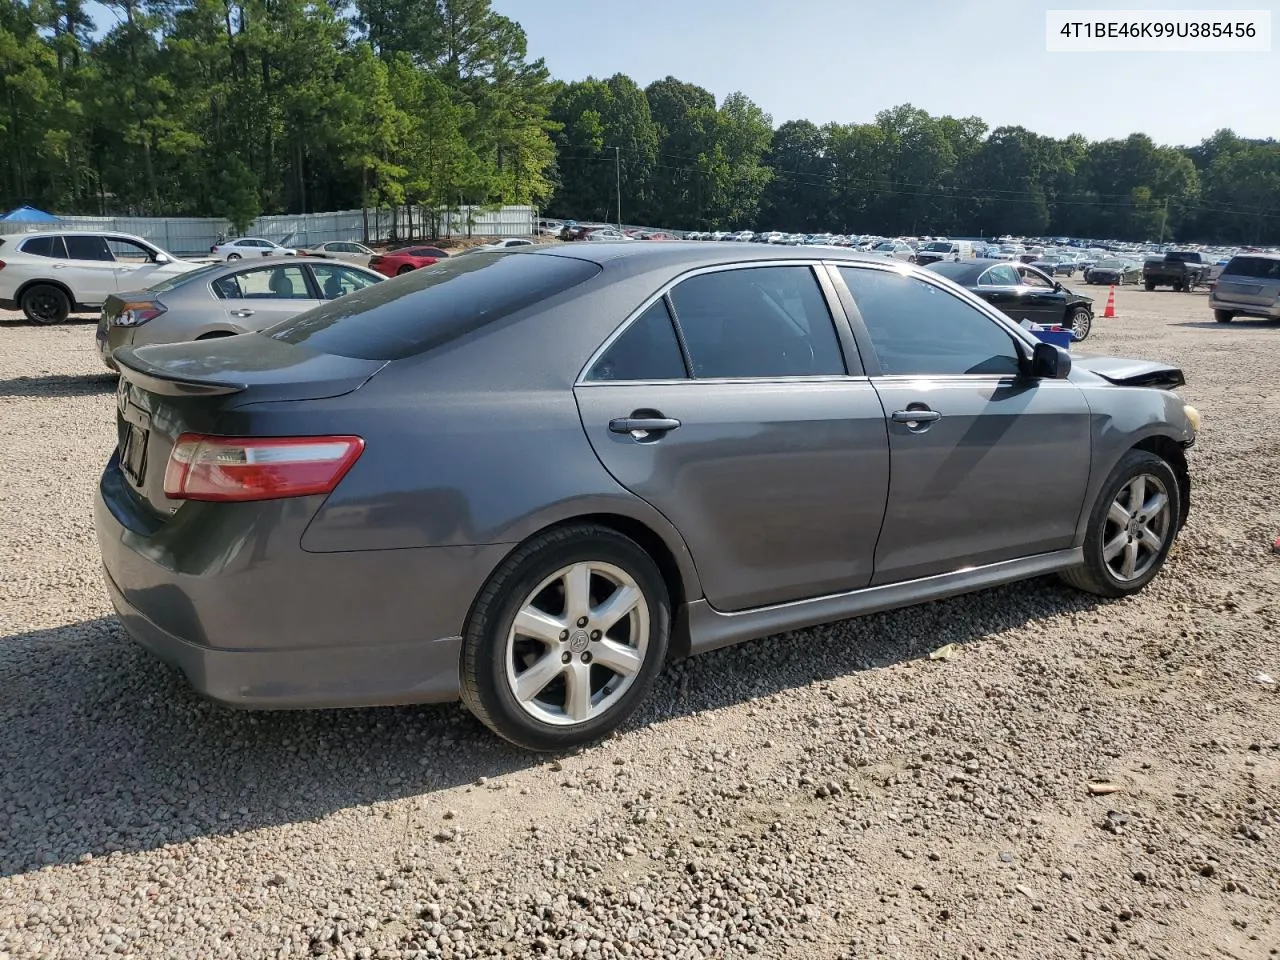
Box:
left=0, top=231, right=197, bottom=324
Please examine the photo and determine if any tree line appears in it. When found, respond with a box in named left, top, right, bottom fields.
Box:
left=2, top=0, right=1278, bottom=243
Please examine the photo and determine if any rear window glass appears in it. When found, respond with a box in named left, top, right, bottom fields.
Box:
left=147, top=262, right=226, bottom=293
left=265, top=251, right=601, bottom=360
left=20, top=235, right=66, bottom=258
left=1222, top=256, right=1280, bottom=280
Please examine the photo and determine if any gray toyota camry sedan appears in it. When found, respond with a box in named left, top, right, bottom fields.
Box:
left=95, top=244, right=1200, bottom=751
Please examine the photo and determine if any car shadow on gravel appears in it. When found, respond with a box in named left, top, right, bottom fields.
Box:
left=0, top=578, right=1104, bottom=877
left=0, top=372, right=117, bottom=398
left=1174, top=319, right=1280, bottom=331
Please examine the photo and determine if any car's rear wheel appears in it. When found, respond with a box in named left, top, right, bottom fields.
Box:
left=21, top=284, right=71, bottom=325
left=1060, top=450, right=1180, bottom=598
left=227, top=253, right=241, bottom=261
left=1144, top=279, right=1156, bottom=291
left=1214, top=310, right=1234, bottom=323
left=1068, top=306, right=1092, bottom=341
left=460, top=524, right=670, bottom=751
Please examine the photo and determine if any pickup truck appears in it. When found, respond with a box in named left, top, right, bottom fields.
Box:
left=1143, top=251, right=1211, bottom=291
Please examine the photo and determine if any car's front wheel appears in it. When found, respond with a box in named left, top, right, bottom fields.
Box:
left=1060, top=450, right=1181, bottom=598
left=460, top=524, right=671, bottom=751
left=1214, top=310, right=1234, bottom=323
left=1068, top=306, right=1092, bottom=341
left=21, top=284, right=71, bottom=324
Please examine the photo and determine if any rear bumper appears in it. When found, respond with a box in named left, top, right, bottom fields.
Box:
left=95, top=463, right=510, bottom=709
left=1208, top=293, right=1280, bottom=318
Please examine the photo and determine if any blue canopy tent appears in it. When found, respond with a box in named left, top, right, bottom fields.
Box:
left=1, top=205, right=61, bottom=223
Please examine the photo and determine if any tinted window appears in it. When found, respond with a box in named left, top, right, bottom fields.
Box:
left=1222, top=256, right=1280, bottom=280
left=587, top=299, right=687, bottom=382
left=312, top=263, right=380, bottom=299
left=266, top=251, right=601, bottom=361
left=19, top=236, right=66, bottom=258
left=839, top=266, right=1021, bottom=377
left=63, top=235, right=112, bottom=261
left=406, top=247, right=447, bottom=258
left=978, top=264, right=1020, bottom=286
left=668, top=266, right=846, bottom=379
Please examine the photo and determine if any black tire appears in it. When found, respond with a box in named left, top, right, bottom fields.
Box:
left=460, top=524, right=671, bottom=751
left=397, top=265, right=414, bottom=276
left=1144, top=280, right=1156, bottom=291
left=1068, top=306, right=1092, bottom=342
left=20, top=284, right=71, bottom=325
left=1214, top=310, right=1234, bottom=324
left=1060, top=450, right=1181, bottom=598
left=226, top=253, right=242, bottom=261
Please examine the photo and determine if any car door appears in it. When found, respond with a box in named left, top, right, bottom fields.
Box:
left=573, top=264, right=890, bottom=612
left=212, top=263, right=321, bottom=331
left=58, top=234, right=120, bottom=306
left=106, top=237, right=171, bottom=292
left=1011, top=263, right=1069, bottom=325
left=832, top=263, right=1092, bottom=586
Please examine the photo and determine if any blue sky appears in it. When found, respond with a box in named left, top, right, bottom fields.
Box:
left=493, top=0, right=1278, bottom=146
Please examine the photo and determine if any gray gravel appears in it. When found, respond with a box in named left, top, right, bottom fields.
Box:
left=1, top=294, right=1278, bottom=960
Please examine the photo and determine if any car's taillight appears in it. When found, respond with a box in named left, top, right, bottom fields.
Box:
left=0, top=260, right=6, bottom=270
left=113, top=300, right=166, bottom=327
left=163, top=434, right=364, bottom=502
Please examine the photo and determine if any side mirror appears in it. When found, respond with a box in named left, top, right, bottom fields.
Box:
left=1031, top=341, right=1072, bottom=379
left=154, top=253, right=171, bottom=265
left=1053, top=280, right=1063, bottom=291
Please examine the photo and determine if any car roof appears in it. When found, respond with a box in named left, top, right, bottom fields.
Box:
left=11, top=229, right=152, bottom=242
left=518, top=241, right=890, bottom=272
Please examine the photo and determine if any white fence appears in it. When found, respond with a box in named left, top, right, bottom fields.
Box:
left=0, top=206, right=537, bottom=255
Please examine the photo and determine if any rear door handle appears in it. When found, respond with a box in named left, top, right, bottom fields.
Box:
left=609, top=417, right=681, bottom=435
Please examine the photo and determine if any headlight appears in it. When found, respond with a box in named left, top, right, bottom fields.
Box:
left=1183, top=404, right=1201, bottom=433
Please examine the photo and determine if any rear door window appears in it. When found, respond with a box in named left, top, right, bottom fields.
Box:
left=63, top=235, right=113, bottom=261
left=19, top=236, right=67, bottom=258
left=1222, top=256, right=1280, bottom=280
left=266, top=251, right=601, bottom=360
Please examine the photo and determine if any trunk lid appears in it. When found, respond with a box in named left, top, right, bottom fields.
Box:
left=112, top=335, right=385, bottom=518
left=1072, top=355, right=1185, bottom=390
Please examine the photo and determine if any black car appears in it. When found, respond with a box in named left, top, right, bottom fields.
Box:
left=927, top=258, right=1095, bottom=341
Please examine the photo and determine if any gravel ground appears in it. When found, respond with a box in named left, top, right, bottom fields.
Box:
left=1, top=289, right=1277, bottom=960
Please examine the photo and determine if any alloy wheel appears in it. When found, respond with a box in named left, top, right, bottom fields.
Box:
left=505, top=561, right=649, bottom=726
left=1102, top=474, right=1172, bottom=582
left=27, top=291, right=61, bottom=323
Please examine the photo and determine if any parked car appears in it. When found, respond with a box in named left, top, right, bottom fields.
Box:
left=97, top=244, right=1196, bottom=750
left=296, top=241, right=376, bottom=267
left=96, top=258, right=383, bottom=370
left=1208, top=253, right=1280, bottom=323
left=0, top=230, right=198, bottom=324
left=1085, top=258, right=1142, bottom=285
left=871, top=240, right=915, bottom=261
left=1142, top=251, right=1210, bottom=291
left=1030, top=255, right=1077, bottom=277
left=586, top=229, right=633, bottom=242
left=927, top=259, right=1095, bottom=341
left=913, top=239, right=977, bottom=266
left=368, top=245, right=450, bottom=277
left=212, top=237, right=299, bottom=260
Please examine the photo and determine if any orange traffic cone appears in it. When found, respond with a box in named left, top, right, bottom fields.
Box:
left=1102, top=285, right=1117, bottom=319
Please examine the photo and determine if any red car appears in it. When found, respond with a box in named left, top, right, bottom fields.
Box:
left=368, top=246, right=450, bottom=277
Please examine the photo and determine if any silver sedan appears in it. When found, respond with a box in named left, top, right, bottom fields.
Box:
left=96, top=256, right=383, bottom=370
left=297, top=240, right=376, bottom=266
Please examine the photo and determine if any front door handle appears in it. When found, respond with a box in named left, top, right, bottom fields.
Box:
left=891, top=409, right=942, bottom=429
left=229, top=308, right=255, bottom=318
left=609, top=417, right=681, bottom=435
